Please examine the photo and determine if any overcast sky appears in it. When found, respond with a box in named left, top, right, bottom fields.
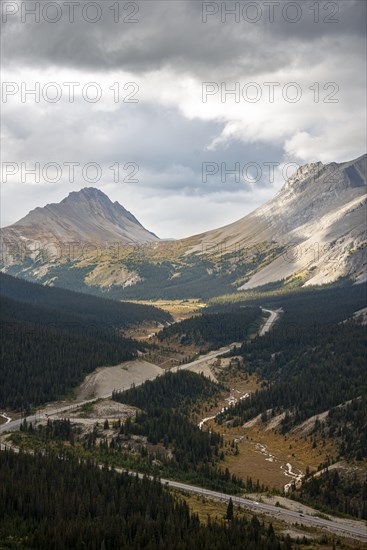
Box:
left=1, top=0, right=366, bottom=238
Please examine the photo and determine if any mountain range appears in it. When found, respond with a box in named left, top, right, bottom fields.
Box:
left=193, top=154, right=367, bottom=289
left=1, top=154, right=366, bottom=298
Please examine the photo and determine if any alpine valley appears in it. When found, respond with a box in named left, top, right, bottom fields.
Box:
left=1, top=155, right=367, bottom=549
left=2, top=3, right=367, bottom=547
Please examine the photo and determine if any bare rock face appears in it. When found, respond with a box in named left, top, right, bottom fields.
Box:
left=0, top=155, right=365, bottom=293
left=0, top=187, right=159, bottom=255
left=192, top=154, right=367, bottom=289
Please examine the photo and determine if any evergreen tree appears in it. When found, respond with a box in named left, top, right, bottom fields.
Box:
left=226, top=498, right=234, bottom=520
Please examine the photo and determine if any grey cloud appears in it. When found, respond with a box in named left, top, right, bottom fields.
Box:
left=2, top=92, right=288, bottom=234
left=2, top=1, right=365, bottom=78
left=2, top=99, right=283, bottom=196
left=1, top=0, right=365, bottom=236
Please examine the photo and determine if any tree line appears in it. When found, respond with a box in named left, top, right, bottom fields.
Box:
left=112, top=371, right=265, bottom=493
left=0, top=273, right=172, bottom=410
left=292, top=469, right=367, bottom=520
left=157, top=307, right=261, bottom=348
left=0, top=449, right=294, bottom=549
left=0, top=272, right=171, bottom=328
left=216, top=323, right=366, bottom=435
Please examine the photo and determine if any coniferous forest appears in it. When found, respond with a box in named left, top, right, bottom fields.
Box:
left=216, top=321, right=367, bottom=443
left=0, top=272, right=171, bottom=327
left=0, top=315, right=138, bottom=410
left=1, top=276, right=366, bottom=547
left=0, top=450, right=292, bottom=550
left=112, top=371, right=223, bottom=471
left=292, top=468, right=367, bottom=520
left=112, top=371, right=247, bottom=489
left=157, top=307, right=261, bottom=347
left=0, top=274, right=171, bottom=410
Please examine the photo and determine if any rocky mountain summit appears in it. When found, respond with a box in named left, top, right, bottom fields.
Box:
left=1, top=187, right=159, bottom=250
left=1, top=155, right=366, bottom=296
left=191, top=154, right=366, bottom=289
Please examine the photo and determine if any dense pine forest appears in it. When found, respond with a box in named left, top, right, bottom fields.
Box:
left=112, top=372, right=225, bottom=473
left=207, top=280, right=366, bottom=326
left=112, top=371, right=249, bottom=491
left=157, top=307, right=261, bottom=348
left=291, top=469, right=367, bottom=520
left=216, top=322, right=367, bottom=437
left=113, top=370, right=222, bottom=411
left=0, top=272, right=171, bottom=327
left=211, top=284, right=367, bottom=437
left=0, top=315, right=138, bottom=410
left=320, top=396, right=367, bottom=461
left=0, top=274, right=171, bottom=410
left=0, top=450, right=293, bottom=550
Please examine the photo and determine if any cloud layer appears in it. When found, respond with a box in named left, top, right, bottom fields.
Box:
left=1, top=0, right=366, bottom=237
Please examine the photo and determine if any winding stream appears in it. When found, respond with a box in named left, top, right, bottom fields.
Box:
left=255, top=442, right=304, bottom=492
left=198, top=391, right=250, bottom=430
left=198, top=307, right=301, bottom=493
left=0, top=413, right=11, bottom=425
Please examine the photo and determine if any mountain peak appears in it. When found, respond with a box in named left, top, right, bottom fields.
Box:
left=280, top=155, right=366, bottom=197
left=191, top=154, right=366, bottom=289
left=284, top=161, right=323, bottom=187
left=3, top=188, right=159, bottom=245
left=69, top=186, right=109, bottom=198
left=62, top=187, right=112, bottom=205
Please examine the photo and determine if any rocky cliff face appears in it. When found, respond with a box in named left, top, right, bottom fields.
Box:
left=1, top=187, right=159, bottom=257
left=1, top=156, right=366, bottom=295
left=190, top=154, right=366, bottom=289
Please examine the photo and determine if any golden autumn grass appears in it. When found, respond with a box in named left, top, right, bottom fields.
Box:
left=195, top=364, right=339, bottom=491
left=211, top=420, right=339, bottom=491
left=126, top=298, right=206, bottom=321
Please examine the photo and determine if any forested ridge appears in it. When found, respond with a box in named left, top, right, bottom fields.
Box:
left=157, top=307, right=261, bottom=348
left=0, top=274, right=170, bottom=410
left=317, top=395, right=367, bottom=461
left=112, top=372, right=224, bottom=473
left=0, top=315, right=138, bottom=410
left=0, top=272, right=171, bottom=327
left=113, top=369, right=222, bottom=411
left=216, top=322, right=367, bottom=436
left=207, top=281, right=366, bottom=326
left=0, top=450, right=292, bottom=550
left=167, top=284, right=367, bottom=438
left=292, top=469, right=367, bottom=520
left=112, top=371, right=253, bottom=491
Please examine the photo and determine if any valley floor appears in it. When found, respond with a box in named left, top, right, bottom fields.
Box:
left=1, top=304, right=366, bottom=548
